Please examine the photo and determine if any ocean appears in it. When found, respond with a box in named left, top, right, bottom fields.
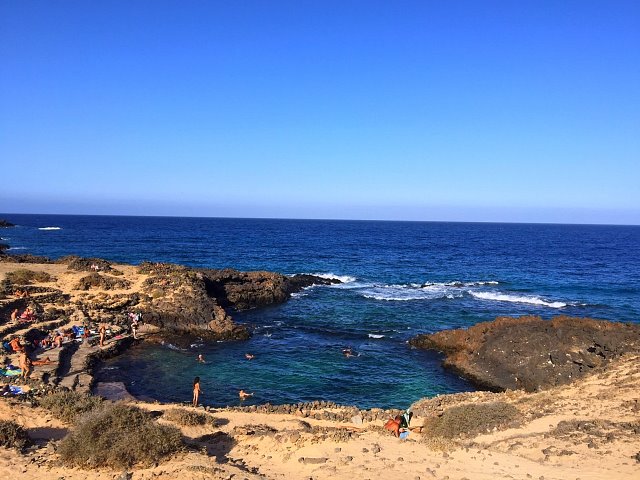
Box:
left=2, top=214, right=639, bottom=409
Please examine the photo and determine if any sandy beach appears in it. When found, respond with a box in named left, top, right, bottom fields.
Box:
left=0, top=259, right=639, bottom=479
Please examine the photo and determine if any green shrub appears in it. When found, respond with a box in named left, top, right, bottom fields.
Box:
left=39, top=391, right=104, bottom=424
left=74, top=273, right=131, bottom=291
left=423, top=401, right=521, bottom=439
left=59, top=403, right=183, bottom=468
left=163, top=408, right=215, bottom=427
left=0, top=420, right=29, bottom=450
left=5, top=269, right=53, bottom=285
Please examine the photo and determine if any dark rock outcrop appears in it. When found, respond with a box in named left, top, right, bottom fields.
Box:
left=201, top=270, right=340, bottom=311
left=0, top=219, right=15, bottom=227
left=409, top=315, right=640, bottom=392
left=59, top=256, right=115, bottom=273
left=135, top=263, right=340, bottom=339
left=0, top=256, right=340, bottom=341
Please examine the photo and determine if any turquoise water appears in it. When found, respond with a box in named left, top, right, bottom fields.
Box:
left=2, top=214, right=639, bottom=408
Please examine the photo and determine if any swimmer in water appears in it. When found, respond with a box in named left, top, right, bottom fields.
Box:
left=245, top=353, right=255, bottom=360
left=239, top=389, right=254, bottom=400
left=342, top=347, right=355, bottom=358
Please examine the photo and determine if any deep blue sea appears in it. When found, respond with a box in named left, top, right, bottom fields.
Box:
left=2, top=214, right=639, bottom=409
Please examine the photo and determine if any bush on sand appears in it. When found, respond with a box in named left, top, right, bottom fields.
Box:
left=163, top=408, right=216, bottom=427
left=6, top=268, right=53, bottom=285
left=39, top=391, right=104, bottom=424
left=0, top=420, right=30, bottom=450
left=423, top=401, right=521, bottom=439
left=59, top=403, right=183, bottom=468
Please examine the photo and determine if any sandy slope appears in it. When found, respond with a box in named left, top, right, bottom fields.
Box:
left=0, top=261, right=638, bottom=479
left=0, top=353, right=638, bottom=480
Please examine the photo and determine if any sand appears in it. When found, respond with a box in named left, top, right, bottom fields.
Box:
left=0, top=260, right=639, bottom=479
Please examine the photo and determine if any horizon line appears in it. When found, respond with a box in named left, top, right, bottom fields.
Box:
left=2, top=211, right=639, bottom=228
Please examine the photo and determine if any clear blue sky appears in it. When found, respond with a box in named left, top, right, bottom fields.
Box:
left=1, top=1, right=639, bottom=224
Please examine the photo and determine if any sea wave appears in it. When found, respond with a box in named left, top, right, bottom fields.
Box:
left=421, top=280, right=499, bottom=288
left=368, top=334, right=385, bottom=339
left=290, top=290, right=309, bottom=298
left=359, top=280, right=473, bottom=301
left=7, top=247, right=27, bottom=250
left=361, top=283, right=464, bottom=301
left=469, top=291, right=566, bottom=308
left=311, top=273, right=357, bottom=283
left=38, top=226, right=62, bottom=230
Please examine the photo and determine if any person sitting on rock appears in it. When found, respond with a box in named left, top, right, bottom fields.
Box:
left=10, top=309, right=19, bottom=323
left=384, top=415, right=402, bottom=437
left=53, top=331, right=64, bottom=348
left=9, top=337, right=24, bottom=353
left=39, top=335, right=52, bottom=349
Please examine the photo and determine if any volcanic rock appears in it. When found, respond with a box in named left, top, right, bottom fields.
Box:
left=201, top=269, right=340, bottom=310
left=0, top=219, right=15, bottom=227
left=409, top=315, right=640, bottom=392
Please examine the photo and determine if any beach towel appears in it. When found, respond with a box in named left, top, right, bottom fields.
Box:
left=2, top=385, right=24, bottom=395
left=0, top=368, right=22, bottom=377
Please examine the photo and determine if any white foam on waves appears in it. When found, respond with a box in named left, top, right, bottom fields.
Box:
left=470, top=291, right=566, bottom=308
left=311, top=273, right=357, bottom=283
left=361, top=283, right=464, bottom=301
left=38, top=226, right=61, bottom=230
left=422, top=280, right=499, bottom=288
left=7, top=247, right=27, bottom=250
left=290, top=290, right=310, bottom=298
left=368, top=334, right=385, bottom=339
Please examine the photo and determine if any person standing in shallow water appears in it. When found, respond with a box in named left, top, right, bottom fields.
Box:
left=193, top=376, right=202, bottom=407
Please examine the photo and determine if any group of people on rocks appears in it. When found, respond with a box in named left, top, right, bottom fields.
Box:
left=2, top=308, right=145, bottom=387
left=10, top=307, right=37, bottom=323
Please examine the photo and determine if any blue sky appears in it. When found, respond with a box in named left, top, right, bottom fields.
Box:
left=1, top=1, right=639, bottom=224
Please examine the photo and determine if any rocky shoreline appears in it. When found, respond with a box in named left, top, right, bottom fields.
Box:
left=409, top=314, right=640, bottom=392
left=1, top=253, right=639, bottom=479
left=0, top=253, right=340, bottom=341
